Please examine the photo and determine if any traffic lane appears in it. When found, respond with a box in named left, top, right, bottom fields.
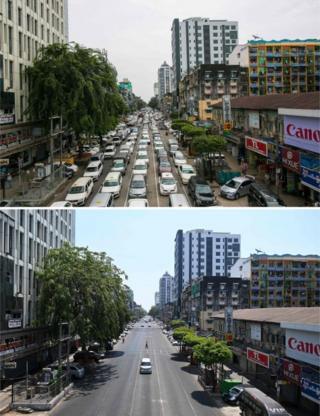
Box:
left=51, top=328, right=144, bottom=416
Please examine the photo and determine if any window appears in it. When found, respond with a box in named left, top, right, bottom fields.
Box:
left=9, top=60, right=14, bottom=88
left=18, top=7, right=22, bottom=26
left=8, top=26, right=13, bottom=54
left=7, top=0, right=13, bottom=20
left=18, top=32, right=23, bottom=58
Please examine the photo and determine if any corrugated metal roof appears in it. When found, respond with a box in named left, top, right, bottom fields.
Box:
left=212, top=307, right=320, bottom=324
left=212, top=92, right=320, bottom=110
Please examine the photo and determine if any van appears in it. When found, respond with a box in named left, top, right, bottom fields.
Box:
left=65, top=177, right=94, bottom=206
left=100, top=172, right=122, bottom=198
left=169, top=193, right=190, bottom=207
left=83, top=161, right=103, bottom=181
left=89, top=192, right=114, bottom=208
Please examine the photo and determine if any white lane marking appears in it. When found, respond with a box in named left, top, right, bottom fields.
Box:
left=129, top=350, right=142, bottom=416
left=150, top=130, right=160, bottom=207
left=153, top=339, right=165, bottom=416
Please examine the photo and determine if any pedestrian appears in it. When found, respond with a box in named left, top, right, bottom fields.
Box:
left=6, top=173, right=12, bottom=189
left=122, top=337, right=125, bottom=343
left=241, top=160, right=248, bottom=176
left=145, top=341, right=148, bottom=349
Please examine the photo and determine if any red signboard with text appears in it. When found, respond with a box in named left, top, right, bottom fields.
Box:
left=245, top=136, right=268, bottom=157
left=281, top=148, right=300, bottom=173
left=282, top=359, right=301, bottom=385
left=247, top=347, right=270, bottom=368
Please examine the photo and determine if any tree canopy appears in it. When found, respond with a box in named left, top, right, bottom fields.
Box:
left=26, top=43, right=127, bottom=137
left=192, top=135, right=227, bottom=157
left=148, top=96, right=160, bottom=110
left=36, top=244, right=130, bottom=347
left=193, top=339, right=232, bottom=369
left=171, top=319, right=186, bottom=329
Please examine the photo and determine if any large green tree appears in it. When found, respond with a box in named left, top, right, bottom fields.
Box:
left=26, top=43, right=127, bottom=139
left=36, top=244, right=130, bottom=348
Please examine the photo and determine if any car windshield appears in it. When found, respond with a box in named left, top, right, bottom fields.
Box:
left=135, top=165, right=146, bottom=170
left=161, top=163, right=170, bottom=168
left=69, top=186, right=84, bottom=194
left=182, top=167, right=194, bottom=174
left=197, top=185, right=212, bottom=194
left=87, top=167, right=98, bottom=172
left=104, top=181, right=118, bottom=187
left=138, top=155, right=147, bottom=159
left=162, top=178, right=176, bottom=185
left=175, top=154, right=184, bottom=160
left=132, top=180, right=145, bottom=188
left=114, top=162, right=123, bottom=168
left=225, top=180, right=238, bottom=189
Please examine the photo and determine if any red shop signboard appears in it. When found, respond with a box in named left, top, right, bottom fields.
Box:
left=281, top=148, right=300, bottom=173
left=247, top=347, right=270, bottom=368
left=282, top=359, right=301, bottom=385
left=245, top=136, right=268, bottom=157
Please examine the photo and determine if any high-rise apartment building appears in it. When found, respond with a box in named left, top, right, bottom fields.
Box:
left=154, top=291, right=160, bottom=306
left=250, top=254, right=320, bottom=308
left=229, top=40, right=320, bottom=95
left=171, top=17, right=239, bottom=89
left=159, top=272, right=174, bottom=307
left=0, top=0, right=69, bottom=125
left=174, top=229, right=241, bottom=306
left=0, top=209, right=75, bottom=330
left=157, top=61, right=173, bottom=98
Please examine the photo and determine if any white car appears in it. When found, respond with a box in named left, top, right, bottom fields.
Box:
left=50, top=201, right=73, bottom=207
left=178, top=164, right=196, bottom=184
left=133, top=160, right=148, bottom=176
left=83, top=161, right=103, bottom=181
left=136, top=151, right=149, bottom=166
left=65, top=177, right=94, bottom=206
left=159, top=172, right=177, bottom=196
left=138, top=144, right=148, bottom=151
left=100, top=172, right=122, bottom=198
left=173, top=151, right=187, bottom=167
left=140, top=358, right=152, bottom=374
left=104, top=145, right=116, bottom=159
left=63, top=162, right=78, bottom=173
left=128, top=199, right=149, bottom=207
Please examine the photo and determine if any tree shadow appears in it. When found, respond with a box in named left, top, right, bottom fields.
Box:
left=104, top=350, right=125, bottom=358
left=191, top=390, right=224, bottom=409
left=64, top=363, right=118, bottom=399
left=170, top=352, right=189, bottom=363
left=181, top=365, right=201, bottom=376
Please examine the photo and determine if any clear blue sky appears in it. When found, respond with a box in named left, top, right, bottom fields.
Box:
left=76, top=209, right=320, bottom=311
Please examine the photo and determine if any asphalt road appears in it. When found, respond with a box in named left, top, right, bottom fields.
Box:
left=48, top=123, right=249, bottom=207
left=50, top=324, right=232, bottom=416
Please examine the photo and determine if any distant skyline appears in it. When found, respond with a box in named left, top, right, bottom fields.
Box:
left=68, top=0, right=320, bottom=101
left=76, top=209, right=320, bottom=311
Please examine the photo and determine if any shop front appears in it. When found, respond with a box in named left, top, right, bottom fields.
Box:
left=280, top=109, right=320, bottom=203
left=281, top=147, right=301, bottom=195
left=244, top=136, right=278, bottom=181
left=280, top=322, right=320, bottom=413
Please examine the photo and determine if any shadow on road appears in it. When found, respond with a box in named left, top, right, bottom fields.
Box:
left=170, top=352, right=189, bottom=363
left=181, top=364, right=201, bottom=375
left=105, top=350, right=125, bottom=358
left=64, top=363, right=118, bottom=400
left=191, top=390, right=221, bottom=408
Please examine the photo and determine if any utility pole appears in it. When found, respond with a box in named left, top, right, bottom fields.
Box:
left=49, top=115, right=63, bottom=183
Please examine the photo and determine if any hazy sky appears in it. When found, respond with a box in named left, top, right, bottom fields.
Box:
left=76, top=209, right=320, bottom=311
left=68, top=0, right=320, bottom=101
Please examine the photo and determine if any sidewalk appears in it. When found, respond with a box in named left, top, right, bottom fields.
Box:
left=0, top=386, right=11, bottom=414
left=220, top=152, right=306, bottom=207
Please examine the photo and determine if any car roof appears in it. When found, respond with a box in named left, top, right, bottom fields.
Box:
left=141, top=358, right=151, bottom=363
left=72, top=177, right=92, bottom=186
left=191, top=176, right=208, bottom=185
left=113, top=159, right=124, bottom=163
left=228, top=176, right=250, bottom=184
left=128, top=199, right=148, bottom=207
left=105, top=171, right=121, bottom=179
left=87, top=161, right=101, bottom=167
left=134, top=160, right=147, bottom=165
left=161, top=172, right=174, bottom=178
left=132, top=174, right=145, bottom=180
left=181, top=164, right=193, bottom=169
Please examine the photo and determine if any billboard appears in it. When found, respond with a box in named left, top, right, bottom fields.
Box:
left=285, top=328, right=320, bottom=367
left=245, top=136, right=268, bottom=157
left=284, top=115, right=320, bottom=154
left=247, top=348, right=270, bottom=368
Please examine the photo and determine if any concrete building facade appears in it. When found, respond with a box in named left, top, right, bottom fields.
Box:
left=159, top=272, right=174, bottom=308
left=171, top=17, right=239, bottom=90
left=157, top=61, right=173, bottom=98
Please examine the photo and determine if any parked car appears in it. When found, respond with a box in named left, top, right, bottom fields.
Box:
left=248, top=183, right=286, bottom=207
left=90, top=152, right=104, bottom=163
left=63, top=363, right=85, bottom=379
left=220, top=176, right=255, bottom=200
left=188, top=176, right=216, bottom=206
left=129, top=174, right=147, bottom=198
left=73, top=350, right=99, bottom=363
left=65, top=177, right=94, bottom=206
left=50, top=201, right=73, bottom=207
left=222, top=386, right=244, bottom=405
left=159, top=172, right=177, bottom=196
left=178, top=164, right=196, bottom=184
left=140, top=358, right=152, bottom=374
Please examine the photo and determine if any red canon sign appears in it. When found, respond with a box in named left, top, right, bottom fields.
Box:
left=245, top=136, right=268, bottom=157
left=288, top=337, right=320, bottom=356
left=282, top=148, right=300, bottom=173
left=247, top=348, right=270, bottom=368
left=283, top=359, right=301, bottom=385
left=286, top=124, right=320, bottom=143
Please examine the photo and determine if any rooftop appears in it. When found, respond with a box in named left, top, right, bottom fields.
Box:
left=211, top=92, right=320, bottom=111
left=212, top=307, right=320, bottom=325
left=248, top=39, right=320, bottom=45
left=251, top=254, right=320, bottom=260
